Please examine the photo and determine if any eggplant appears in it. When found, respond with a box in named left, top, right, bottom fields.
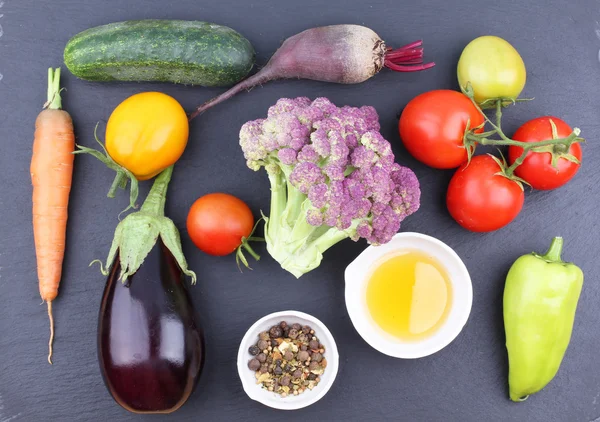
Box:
left=90, top=166, right=203, bottom=414
left=98, top=239, right=204, bottom=413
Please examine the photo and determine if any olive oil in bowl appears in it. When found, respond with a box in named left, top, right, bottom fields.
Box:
left=366, top=250, right=453, bottom=342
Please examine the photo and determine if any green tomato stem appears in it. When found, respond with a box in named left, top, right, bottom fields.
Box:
left=108, top=171, right=126, bottom=198
left=463, top=91, right=584, bottom=175
left=467, top=130, right=581, bottom=149
left=506, top=148, right=529, bottom=176
left=242, top=241, right=261, bottom=261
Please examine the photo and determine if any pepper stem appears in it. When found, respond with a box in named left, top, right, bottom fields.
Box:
left=541, top=237, right=564, bottom=263
left=140, top=166, right=174, bottom=216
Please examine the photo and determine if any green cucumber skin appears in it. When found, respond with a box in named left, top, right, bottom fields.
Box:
left=64, top=20, right=255, bottom=87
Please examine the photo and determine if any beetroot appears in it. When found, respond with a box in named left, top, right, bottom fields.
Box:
left=189, top=24, right=434, bottom=119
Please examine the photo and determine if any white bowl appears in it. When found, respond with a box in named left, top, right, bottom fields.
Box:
left=237, top=310, right=339, bottom=410
left=344, top=232, right=472, bottom=359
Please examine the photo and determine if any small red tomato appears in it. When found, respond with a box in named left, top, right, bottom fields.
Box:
left=399, top=90, right=485, bottom=169
left=447, top=155, right=524, bottom=232
left=508, top=116, right=582, bottom=190
left=186, top=193, right=255, bottom=256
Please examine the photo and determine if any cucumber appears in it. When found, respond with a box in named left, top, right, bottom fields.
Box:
left=64, top=20, right=255, bottom=87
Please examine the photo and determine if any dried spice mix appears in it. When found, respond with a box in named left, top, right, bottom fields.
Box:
left=247, top=321, right=327, bottom=397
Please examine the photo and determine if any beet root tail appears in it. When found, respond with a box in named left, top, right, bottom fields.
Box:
left=189, top=67, right=277, bottom=121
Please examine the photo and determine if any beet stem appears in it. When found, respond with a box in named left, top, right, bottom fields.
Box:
left=385, top=60, right=435, bottom=72
left=387, top=52, right=423, bottom=63
left=189, top=66, right=277, bottom=121
left=385, top=49, right=423, bottom=60
left=383, top=40, right=433, bottom=72
left=396, top=40, right=423, bottom=51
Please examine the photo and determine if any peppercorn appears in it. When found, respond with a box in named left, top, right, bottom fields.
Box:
left=249, top=320, right=326, bottom=398
left=269, top=326, right=283, bottom=338
left=248, top=359, right=261, bottom=371
left=297, top=351, right=309, bottom=362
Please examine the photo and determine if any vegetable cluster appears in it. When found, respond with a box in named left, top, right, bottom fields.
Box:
left=400, top=36, right=584, bottom=232
left=240, top=97, right=421, bottom=277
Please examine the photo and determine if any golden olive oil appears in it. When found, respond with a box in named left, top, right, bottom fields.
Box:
left=366, top=250, right=452, bottom=341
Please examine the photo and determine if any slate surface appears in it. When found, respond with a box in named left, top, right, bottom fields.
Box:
left=1, top=0, right=599, bottom=421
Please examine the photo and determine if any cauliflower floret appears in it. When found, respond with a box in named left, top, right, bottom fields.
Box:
left=239, top=97, right=421, bottom=277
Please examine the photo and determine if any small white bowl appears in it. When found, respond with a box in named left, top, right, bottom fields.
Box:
left=237, top=310, right=339, bottom=410
left=345, top=232, right=472, bottom=359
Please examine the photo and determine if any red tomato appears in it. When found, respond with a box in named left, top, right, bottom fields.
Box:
left=447, top=155, right=524, bottom=232
left=399, top=90, right=485, bottom=169
left=508, top=116, right=582, bottom=190
left=186, top=193, right=255, bottom=256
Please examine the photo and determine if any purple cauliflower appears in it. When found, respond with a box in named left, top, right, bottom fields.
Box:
left=239, top=97, right=421, bottom=277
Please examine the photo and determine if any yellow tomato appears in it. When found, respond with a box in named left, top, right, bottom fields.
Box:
left=457, top=36, right=526, bottom=104
left=106, top=92, right=189, bottom=180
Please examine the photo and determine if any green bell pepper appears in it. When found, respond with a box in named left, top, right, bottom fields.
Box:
left=503, top=236, right=584, bottom=402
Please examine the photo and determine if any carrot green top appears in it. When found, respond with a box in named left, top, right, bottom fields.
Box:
left=47, top=68, right=62, bottom=110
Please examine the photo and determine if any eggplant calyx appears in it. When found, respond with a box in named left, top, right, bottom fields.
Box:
left=91, top=166, right=197, bottom=284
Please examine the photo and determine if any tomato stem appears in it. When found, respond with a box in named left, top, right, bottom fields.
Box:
left=242, top=241, right=261, bottom=261
left=463, top=94, right=583, bottom=175
left=506, top=148, right=529, bottom=176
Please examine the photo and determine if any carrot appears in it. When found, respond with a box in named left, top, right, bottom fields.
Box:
left=31, top=68, right=75, bottom=364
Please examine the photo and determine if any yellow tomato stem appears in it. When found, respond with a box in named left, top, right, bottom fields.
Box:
left=108, top=171, right=126, bottom=198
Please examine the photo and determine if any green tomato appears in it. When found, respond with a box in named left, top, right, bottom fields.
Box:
left=457, top=36, right=526, bottom=104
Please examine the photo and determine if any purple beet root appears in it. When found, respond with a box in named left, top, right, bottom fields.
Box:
left=189, top=24, right=434, bottom=120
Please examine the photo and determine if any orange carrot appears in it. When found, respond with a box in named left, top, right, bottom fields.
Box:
left=30, top=68, right=75, bottom=364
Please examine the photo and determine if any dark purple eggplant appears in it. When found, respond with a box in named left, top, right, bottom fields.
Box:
left=98, top=239, right=204, bottom=413
left=90, top=166, right=203, bottom=414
